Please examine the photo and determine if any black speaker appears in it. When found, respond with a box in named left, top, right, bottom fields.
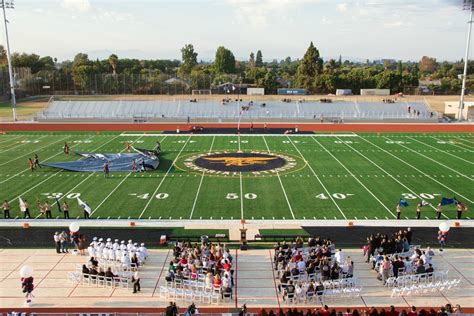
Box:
left=240, top=243, right=248, bottom=251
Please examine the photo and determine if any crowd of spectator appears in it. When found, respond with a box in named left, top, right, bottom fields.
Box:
left=164, top=240, right=234, bottom=299
left=256, top=304, right=464, bottom=316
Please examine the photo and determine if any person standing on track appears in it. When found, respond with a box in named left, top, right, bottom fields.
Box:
left=436, top=203, right=443, bottom=220
left=22, top=200, right=31, bottom=219
left=33, top=154, right=41, bottom=168
left=28, top=158, right=34, bottom=172
left=2, top=200, right=10, bottom=219
left=396, top=204, right=402, bottom=220
left=62, top=201, right=70, bottom=219
left=416, top=202, right=422, bottom=220
left=103, top=162, right=109, bottom=178
left=44, top=201, right=52, bottom=219
left=63, top=142, right=69, bottom=155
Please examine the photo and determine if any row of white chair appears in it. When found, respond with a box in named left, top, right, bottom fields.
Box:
left=385, top=271, right=449, bottom=287
left=391, top=279, right=461, bottom=297
left=68, top=272, right=132, bottom=289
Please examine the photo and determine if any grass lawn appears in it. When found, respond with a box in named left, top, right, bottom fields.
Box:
left=0, top=131, right=472, bottom=220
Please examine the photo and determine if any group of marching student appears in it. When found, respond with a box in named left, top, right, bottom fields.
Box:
left=395, top=197, right=468, bottom=220
left=2, top=196, right=92, bottom=219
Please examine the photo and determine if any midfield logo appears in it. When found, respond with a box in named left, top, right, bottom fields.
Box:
left=181, top=151, right=298, bottom=175
left=203, top=156, right=278, bottom=167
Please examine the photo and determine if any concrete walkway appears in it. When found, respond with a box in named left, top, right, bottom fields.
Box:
left=0, top=248, right=472, bottom=310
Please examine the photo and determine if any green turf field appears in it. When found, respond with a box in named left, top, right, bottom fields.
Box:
left=0, top=132, right=472, bottom=220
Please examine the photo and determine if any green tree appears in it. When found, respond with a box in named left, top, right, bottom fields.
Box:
left=248, top=52, right=255, bottom=68
left=294, top=42, right=323, bottom=92
left=256, top=50, right=263, bottom=67
left=108, top=54, right=119, bottom=75
left=179, top=44, right=198, bottom=75
left=419, top=56, right=438, bottom=74
left=214, top=46, right=236, bottom=74
left=71, top=53, right=94, bottom=92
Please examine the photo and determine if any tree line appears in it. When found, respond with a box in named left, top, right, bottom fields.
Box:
left=0, top=43, right=471, bottom=96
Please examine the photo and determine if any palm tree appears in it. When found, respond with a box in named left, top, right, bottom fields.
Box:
left=108, top=54, right=118, bottom=75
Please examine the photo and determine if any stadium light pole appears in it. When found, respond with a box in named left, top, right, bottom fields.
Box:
left=459, top=1, right=474, bottom=121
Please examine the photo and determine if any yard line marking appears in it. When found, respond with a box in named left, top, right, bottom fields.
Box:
left=90, top=173, right=132, bottom=216
left=262, top=135, right=295, bottom=219
left=138, top=135, right=190, bottom=219
left=189, top=135, right=215, bottom=219
left=1, top=134, right=121, bottom=185
left=407, top=136, right=473, bottom=165
left=0, top=135, right=48, bottom=153
left=430, top=136, right=474, bottom=152
left=383, top=136, right=473, bottom=182
left=336, top=136, right=446, bottom=218
left=240, top=171, right=244, bottom=220
left=0, top=135, right=22, bottom=146
left=312, top=136, right=396, bottom=218
left=64, top=134, right=148, bottom=218
left=287, top=136, right=347, bottom=219
left=457, top=136, right=474, bottom=145
left=7, top=135, right=104, bottom=204
left=359, top=136, right=473, bottom=205
left=0, top=136, right=69, bottom=167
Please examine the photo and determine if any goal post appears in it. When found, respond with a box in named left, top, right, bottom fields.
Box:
left=192, top=89, right=212, bottom=95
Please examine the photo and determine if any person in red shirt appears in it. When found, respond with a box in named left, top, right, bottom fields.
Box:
left=103, top=162, right=109, bottom=178
left=126, top=142, right=132, bottom=153
left=131, top=159, right=137, bottom=172
left=408, top=306, right=418, bottom=316
left=213, top=274, right=222, bottom=288
left=63, top=142, right=69, bottom=155
left=28, top=158, right=34, bottom=172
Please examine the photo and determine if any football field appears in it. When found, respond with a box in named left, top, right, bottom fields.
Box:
left=0, top=131, right=473, bottom=221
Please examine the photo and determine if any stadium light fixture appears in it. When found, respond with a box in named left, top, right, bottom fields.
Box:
left=459, top=0, right=473, bottom=121
left=1, top=0, right=16, bottom=122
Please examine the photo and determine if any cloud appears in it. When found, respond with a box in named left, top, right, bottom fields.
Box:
left=227, top=0, right=318, bottom=27
left=62, top=0, right=91, bottom=12
left=95, top=8, right=133, bottom=22
left=337, top=3, right=347, bottom=12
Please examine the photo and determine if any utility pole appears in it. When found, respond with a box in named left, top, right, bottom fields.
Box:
left=459, top=1, right=474, bottom=121
left=1, top=0, right=16, bottom=121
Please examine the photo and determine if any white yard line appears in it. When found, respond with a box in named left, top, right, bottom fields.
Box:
left=359, top=136, right=474, bottom=205
left=138, top=135, right=191, bottom=219
left=0, top=136, right=69, bottom=167
left=383, top=136, right=473, bottom=182
left=189, top=135, right=215, bottom=219
left=1, top=134, right=121, bottom=185
left=407, top=136, right=473, bottom=165
left=337, top=136, right=447, bottom=218
left=457, top=136, right=474, bottom=145
left=312, top=136, right=396, bottom=218
left=0, top=135, right=22, bottom=145
left=430, top=136, right=474, bottom=152
left=7, top=135, right=103, bottom=204
left=0, top=135, right=48, bottom=153
left=90, top=173, right=132, bottom=216
left=262, top=136, right=295, bottom=219
left=60, top=134, right=149, bottom=218
left=239, top=172, right=244, bottom=220
left=287, top=136, right=347, bottom=219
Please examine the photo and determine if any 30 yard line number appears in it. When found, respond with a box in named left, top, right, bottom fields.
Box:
left=41, top=192, right=81, bottom=199
left=401, top=193, right=440, bottom=200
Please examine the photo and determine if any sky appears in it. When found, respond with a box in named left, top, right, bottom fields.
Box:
left=1, top=0, right=471, bottom=62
